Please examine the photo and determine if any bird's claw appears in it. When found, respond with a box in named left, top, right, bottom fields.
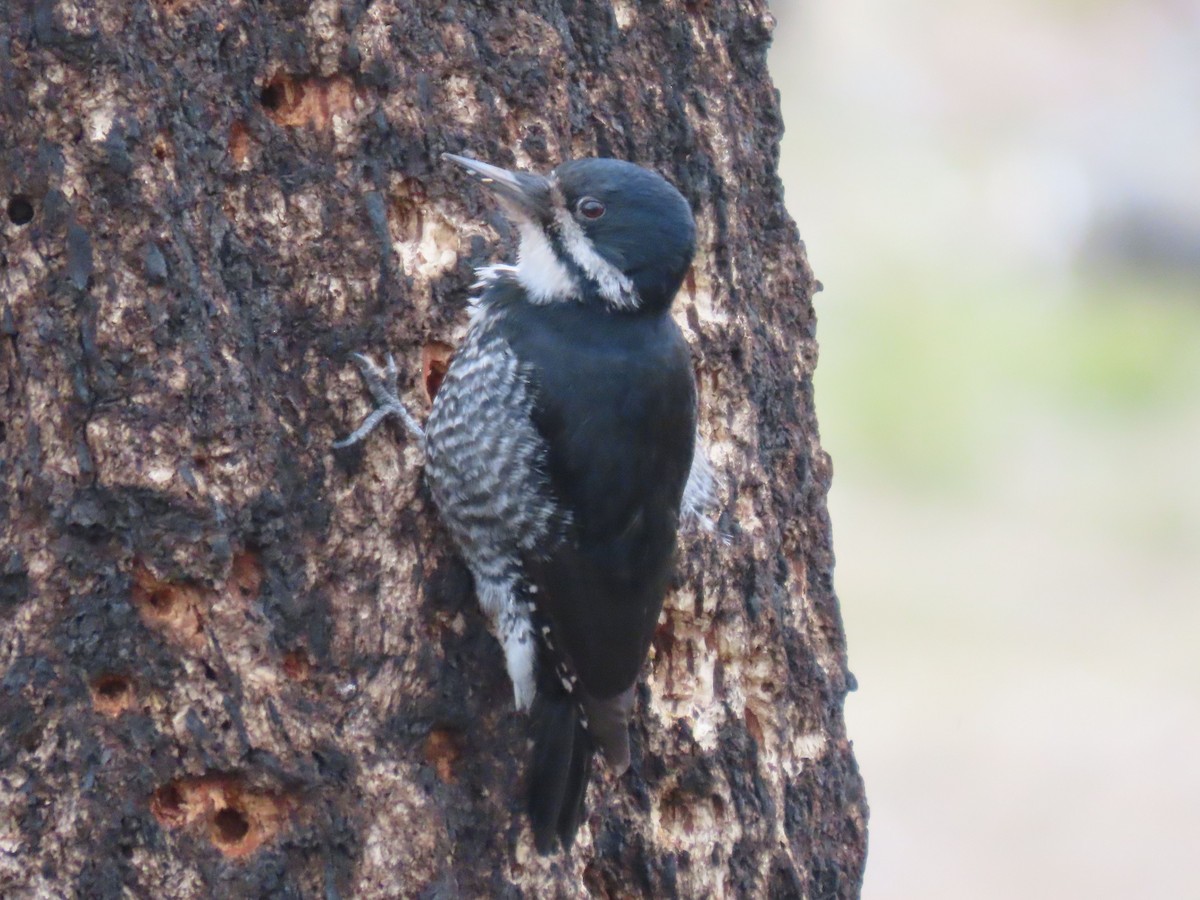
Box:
left=333, top=352, right=424, bottom=448
left=349, top=351, right=402, bottom=406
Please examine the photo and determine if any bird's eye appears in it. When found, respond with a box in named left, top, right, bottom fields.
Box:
left=577, top=197, right=606, bottom=220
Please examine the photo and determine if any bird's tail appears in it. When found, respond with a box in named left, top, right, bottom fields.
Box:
left=528, top=679, right=593, bottom=854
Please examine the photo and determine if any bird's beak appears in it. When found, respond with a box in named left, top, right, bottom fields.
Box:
left=442, top=153, right=553, bottom=225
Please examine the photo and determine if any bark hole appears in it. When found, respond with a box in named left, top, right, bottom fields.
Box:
left=229, top=120, right=251, bottom=166
left=151, top=784, right=186, bottom=826
left=423, top=727, right=463, bottom=783
left=229, top=550, right=263, bottom=603
left=282, top=649, right=311, bottom=681
left=90, top=674, right=135, bottom=717
left=212, top=807, right=251, bottom=845
left=259, top=74, right=360, bottom=129
left=150, top=776, right=293, bottom=858
left=421, top=342, right=455, bottom=402
left=131, top=565, right=206, bottom=646
left=7, top=195, right=33, bottom=226
left=260, top=80, right=286, bottom=111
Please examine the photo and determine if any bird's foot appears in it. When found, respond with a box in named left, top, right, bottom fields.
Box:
left=333, top=352, right=424, bottom=448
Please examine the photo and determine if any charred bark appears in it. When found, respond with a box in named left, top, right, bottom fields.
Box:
left=0, top=0, right=866, bottom=896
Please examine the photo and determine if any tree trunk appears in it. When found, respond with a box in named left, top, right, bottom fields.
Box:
left=0, top=1, right=866, bottom=896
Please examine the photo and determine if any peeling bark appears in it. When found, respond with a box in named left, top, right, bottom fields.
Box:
left=0, top=0, right=866, bottom=897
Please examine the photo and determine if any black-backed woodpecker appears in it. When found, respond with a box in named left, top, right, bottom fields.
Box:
left=336, top=153, right=712, bottom=853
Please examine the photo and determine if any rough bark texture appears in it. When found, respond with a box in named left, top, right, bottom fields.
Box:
left=0, top=0, right=866, bottom=896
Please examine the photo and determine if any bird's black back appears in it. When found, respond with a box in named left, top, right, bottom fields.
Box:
left=490, top=280, right=697, bottom=700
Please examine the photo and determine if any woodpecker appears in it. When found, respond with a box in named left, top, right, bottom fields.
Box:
left=336, top=152, right=707, bottom=853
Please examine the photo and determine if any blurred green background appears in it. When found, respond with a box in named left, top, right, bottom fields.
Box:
left=768, top=1, right=1200, bottom=897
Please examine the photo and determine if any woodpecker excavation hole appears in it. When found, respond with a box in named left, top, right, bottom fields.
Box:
left=423, top=727, right=463, bottom=783
left=282, top=649, right=311, bottom=681
left=151, top=0, right=196, bottom=13
left=260, top=80, right=285, bottom=111
left=151, top=783, right=186, bottom=826
left=96, top=676, right=130, bottom=696
left=260, top=73, right=359, bottom=130
left=148, top=587, right=174, bottom=612
left=90, top=673, right=135, bottom=717
left=7, top=195, right=33, bottom=226
left=229, top=120, right=251, bottom=166
left=229, top=550, right=263, bottom=603
left=422, top=342, right=455, bottom=402
left=131, top=564, right=206, bottom=647
left=390, top=181, right=428, bottom=242
left=212, top=807, right=251, bottom=845
left=151, top=775, right=293, bottom=858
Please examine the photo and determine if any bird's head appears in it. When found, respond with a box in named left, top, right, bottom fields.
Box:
left=444, top=153, right=696, bottom=314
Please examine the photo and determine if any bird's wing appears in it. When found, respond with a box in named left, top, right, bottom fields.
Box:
left=501, top=303, right=698, bottom=699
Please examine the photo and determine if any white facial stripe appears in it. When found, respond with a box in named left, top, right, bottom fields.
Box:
left=516, top=222, right=578, bottom=303
left=553, top=208, right=640, bottom=310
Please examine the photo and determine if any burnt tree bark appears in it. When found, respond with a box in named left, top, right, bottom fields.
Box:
left=0, top=1, right=867, bottom=897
